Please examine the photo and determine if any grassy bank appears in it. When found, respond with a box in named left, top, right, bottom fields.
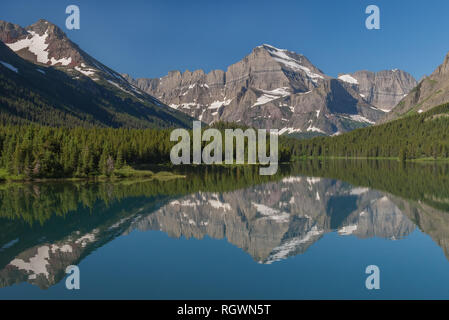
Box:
left=0, top=165, right=185, bottom=183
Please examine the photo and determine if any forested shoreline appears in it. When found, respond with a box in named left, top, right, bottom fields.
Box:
left=0, top=103, right=448, bottom=181
left=0, top=123, right=293, bottom=180
left=0, top=125, right=169, bottom=180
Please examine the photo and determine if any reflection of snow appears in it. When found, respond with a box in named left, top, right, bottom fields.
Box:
left=264, top=226, right=323, bottom=264
left=208, top=199, right=231, bottom=211
left=281, top=176, right=302, bottom=184
left=350, top=187, right=369, bottom=195
left=338, top=224, right=358, bottom=235
left=252, top=203, right=290, bottom=223
left=10, top=246, right=51, bottom=278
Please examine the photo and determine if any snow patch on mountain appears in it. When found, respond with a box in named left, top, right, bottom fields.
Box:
left=276, top=127, right=302, bottom=135
left=209, top=99, right=232, bottom=110
left=75, top=66, right=96, bottom=76
left=338, top=74, right=359, bottom=84
left=262, top=45, right=324, bottom=82
left=252, top=87, right=290, bottom=108
left=7, top=31, right=49, bottom=64
left=6, top=30, right=72, bottom=66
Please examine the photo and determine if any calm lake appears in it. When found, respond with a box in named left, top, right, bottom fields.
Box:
left=1, top=160, right=449, bottom=299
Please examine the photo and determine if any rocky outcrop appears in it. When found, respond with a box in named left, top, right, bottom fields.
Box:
left=338, top=70, right=417, bottom=112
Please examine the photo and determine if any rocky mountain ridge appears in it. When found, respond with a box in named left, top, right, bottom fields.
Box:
left=124, top=44, right=416, bottom=135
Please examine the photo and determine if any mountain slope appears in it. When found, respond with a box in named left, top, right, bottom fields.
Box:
left=0, top=19, right=192, bottom=128
left=383, top=51, right=449, bottom=122
left=337, top=69, right=417, bottom=112
left=124, top=44, right=393, bottom=136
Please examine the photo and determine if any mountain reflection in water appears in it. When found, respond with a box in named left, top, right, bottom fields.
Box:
left=0, top=161, right=449, bottom=295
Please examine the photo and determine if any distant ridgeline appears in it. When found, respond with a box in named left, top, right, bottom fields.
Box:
left=0, top=123, right=293, bottom=179
left=289, top=103, right=449, bottom=160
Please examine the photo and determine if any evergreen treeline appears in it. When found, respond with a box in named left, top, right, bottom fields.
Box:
left=289, top=103, right=449, bottom=160
left=0, top=125, right=174, bottom=179
left=0, top=124, right=293, bottom=179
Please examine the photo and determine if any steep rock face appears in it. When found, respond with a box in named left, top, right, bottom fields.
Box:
left=384, top=52, right=449, bottom=121
left=125, top=44, right=386, bottom=136
left=338, top=70, right=417, bottom=112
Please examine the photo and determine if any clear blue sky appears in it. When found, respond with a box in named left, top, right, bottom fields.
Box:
left=1, top=0, right=448, bottom=80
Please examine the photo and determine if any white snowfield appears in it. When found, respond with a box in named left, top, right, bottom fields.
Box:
left=252, top=87, right=290, bottom=108
left=262, top=44, right=324, bottom=83
left=348, top=114, right=375, bottom=124
left=276, top=127, right=302, bottom=135
left=209, top=98, right=233, bottom=109
left=6, top=31, right=72, bottom=66
left=75, top=65, right=96, bottom=76
left=306, top=125, right=325, bottom=134
left=338, top=74, right=359, bottom=85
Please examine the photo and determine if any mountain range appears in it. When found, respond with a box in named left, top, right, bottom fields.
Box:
left=124, top=44, right=417, bottom=136
left=2, top=18, right=449, bottom=137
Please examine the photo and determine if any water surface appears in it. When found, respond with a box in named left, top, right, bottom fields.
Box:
left=1, top=161, right=449, bottom=299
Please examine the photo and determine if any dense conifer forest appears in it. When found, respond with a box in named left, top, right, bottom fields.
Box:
left=0, top=124, right=293, bottom=179
left=288, top=103, right=449, bottom=160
